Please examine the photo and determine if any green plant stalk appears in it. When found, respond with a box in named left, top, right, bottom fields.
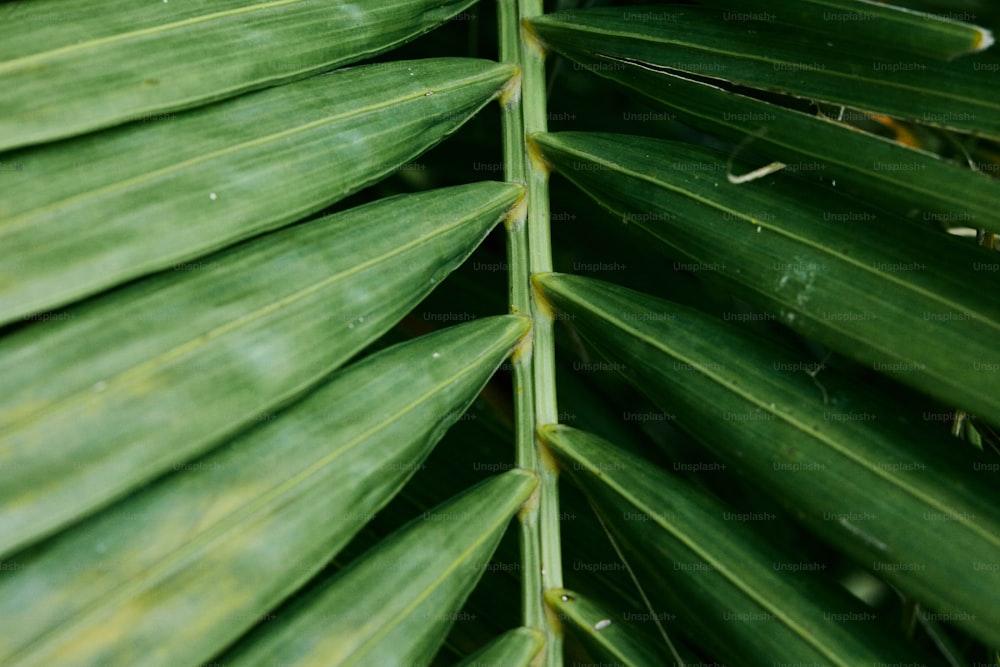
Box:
left=499, top=1, right=562, bottom=664
left=519, top=1, right=564, bottom=665
left=497, top=0, right=544, bottom=642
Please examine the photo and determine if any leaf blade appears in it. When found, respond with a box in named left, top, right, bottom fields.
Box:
left=451, top=628, right=544, bottom=667
left=0, top=57, right=515, bottom=322
left=0, top=182, right=522, bottom=557
left=224, top=470, right=538, bottom=667
left=529, top=7, right=1000, bottom=136
left=0, top=0, right=480, bottom=150
left=0, top=315, right=529, bottom=667
left=692, top=0, right=993, bottom=60
left=537, top=51, right=1000, bottom=231
left=535, top=272, right=1000, bottom=647
left=545, top=588, right=665, bottom=667
left=542, top=426, right=944, bottom=666
left=532, top=131, right=1000, bottom=422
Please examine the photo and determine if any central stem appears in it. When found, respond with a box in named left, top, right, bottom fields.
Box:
left=498, top=1, right=562, bottom=665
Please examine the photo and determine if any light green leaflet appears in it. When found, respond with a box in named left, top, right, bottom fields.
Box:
left=0, top=58, right=515, bottom=322
left=0, top=315, right=529, bottom=667
left=223, top=470, right=537, bottom=667
left=0, top=182, right=522, bottom=557
left=0, top=0, right=479, bottom=150
left=451, top=628, right=544, bottom=667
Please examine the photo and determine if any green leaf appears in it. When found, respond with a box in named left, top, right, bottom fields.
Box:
left=0, top=0, right=480, bottom=150
left=541, top=426, right=945, bottom=666
left=534, top=272, right=1000, bottom=647
left=528, top=7, right=1000, bottom=137
left=0, top=182, right=522, bottom=557
left=539, top=52, right=1000, bottom=229
left=451, top=628, right=544, bottom=667
left=532, top=131, right=1000, bottom=422
left=545, top=588, right=665, bottom=666
left=692, top=0, right=994, bottom=60
left=0, top=315, right=529, bottom=667
left=0, top=57, right=515, bottom=322
left=223, top=470, right=537, bottom=667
